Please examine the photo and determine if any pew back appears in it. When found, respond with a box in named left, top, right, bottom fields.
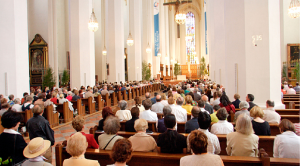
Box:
left=43, top=105, right=59, bottom=128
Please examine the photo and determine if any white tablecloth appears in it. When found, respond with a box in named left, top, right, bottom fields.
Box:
left=177, top=75, right=186, bottom=80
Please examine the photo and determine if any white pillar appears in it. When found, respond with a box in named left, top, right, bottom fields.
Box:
left=165, top=5, right=170, bottom=76
left=69, top=0, right=95, bottom=88
left=128, top=0, right=142, bottom=81
left=106, top=0, right=125, bottom=83
left=0, top=0, right=30, bottom=98
left=207, top=0, right=284, bottom=109
left=159, top=0, right=166, bottom=76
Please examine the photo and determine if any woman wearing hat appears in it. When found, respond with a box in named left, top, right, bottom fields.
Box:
left=22, top=137, right=53, bottom=166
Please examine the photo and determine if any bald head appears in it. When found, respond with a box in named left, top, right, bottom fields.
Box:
left=145, top=92, right=150, bottom=99
left=156, top=95, right=161, bottom=102
left=201, top=95, right=208, bottom=102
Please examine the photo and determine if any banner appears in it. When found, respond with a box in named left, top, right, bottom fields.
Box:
left=204, top=0, right=208, bottom=55
left=154, top=0, right=159, bottom=56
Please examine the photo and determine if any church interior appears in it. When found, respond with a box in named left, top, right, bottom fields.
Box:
left=0, top=0, right=300, bottom=165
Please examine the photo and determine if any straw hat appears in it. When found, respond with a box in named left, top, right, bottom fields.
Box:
left=23, top=137, right=51, bottom=158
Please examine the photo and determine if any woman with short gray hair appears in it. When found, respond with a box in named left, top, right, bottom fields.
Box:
left=210, top=108, right=234, bottom=135
left=115, top=100, right=132, bottom=120
left=226, top=113, right=259, bottom=157
left=12, top=98, right=22, bottom=112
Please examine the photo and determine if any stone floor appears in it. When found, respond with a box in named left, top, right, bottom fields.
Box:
left=42, top=91, right=157, bottom=165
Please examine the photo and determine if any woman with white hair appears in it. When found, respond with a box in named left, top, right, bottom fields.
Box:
left=226, top=113, right=259, bottom=157
left=58, top=94, right=74, bottom=111
left=66, top=91, right=73, bottom=101
left=115, top=100, right=132, bottom=120
left=128, top=119, right=157, bottom=152
left=11, top=98, right=22, bottom=112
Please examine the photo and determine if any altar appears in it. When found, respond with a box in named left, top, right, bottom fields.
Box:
left=177, top=75, right=186, bottom=81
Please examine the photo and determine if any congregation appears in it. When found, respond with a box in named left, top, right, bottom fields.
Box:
left=0, top=80, right=300, bottom=166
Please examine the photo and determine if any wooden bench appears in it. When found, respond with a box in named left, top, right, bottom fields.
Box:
left=56, top=102, right=73, bottom=123
left=282, top=98, right=300, bottom=102
left=56, top=144, right=300, bottom=166
left=20, top=109, right=33, bottom=125
left=95, top=96, right=104, bottom=111
left=90, top=129, right=277, bottom=157
left=283, top=94, right=300, bottom=98
left=142, top=86, right=145, bottom=95
left=122, top=90, right=128, bottom=101
left=71, top=99, right=85, bottom=116
left=0, top=116, right=4, bottom=134
left=102, top=94, right=111, bottom=107
left=283, top=101, right=300, bottom=109
left=110, top=92, right=118, bottom=106
left=128, top=89, right=132, bottom=100
left=275, top=109, right=299, bottom=115
left=280, top=115, right=299, bottom=123
left=82, top=97, right=96, bottom=114
left=43, top=105, right=59, bottom=128
left=132, top=88, right=136, bottom=99
left=117, top=91, right=123, bottom=101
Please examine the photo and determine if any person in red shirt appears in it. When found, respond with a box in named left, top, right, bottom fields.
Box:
left=71, top=115, right=99, bottom=149
left=50, top=92, right=58, bottom=104
left=219, top=93, right=236, bottom=114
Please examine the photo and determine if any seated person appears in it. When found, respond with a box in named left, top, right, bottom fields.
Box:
left=22, top=137, right=53, bottom=166
left=50, top=92, right=58, bottom=104
left=274, top=119, right=300, bottom=159
left=0, top=103, right=10, bottom=116
left=64, top=132, right=100, bottom=166
left=133, top=96, right=145, bottom=113
left=34, top=93, right=45, bottom=108
left=219, top=94, right=235, bottom=113
left=231, top=94, right=241, bottom=109
left=125, top=107, right=140, bottom=132
left=234, top=101, right=250, bottom=122
left=157, top=106, right=172, bottom=133
left=250, top=106, right=270, bottom=136
left=98, top=116, right=124, bottom=150
left=180, top=130, right=224, bottom=166
left=11, top=98, right=22, bottom=112
left=182, top=95, right=193, bottom=114
left=263, top=100, right=280, bottom=124
left=210, top=105, right=221, bottom=123
left=72, top=115, right=99, bottom=149
left=108, top=139, right=133, bottom=166
left=58, top=94, right=74, bottom=111
left=185, top=106, right=200, bottom=133
left=157, top=114, right=187, bottom=154
left=72, top=90, right=81, bottom=101
left=226, top=113, right=259, bottom=157
left=22, top=95, right=34, bottom=111
left=187, top=111, right=220, bottom=154
left=128, top=119, right=157, bottom=152
left=211, top=108, right=234, bottom=134
left=151, top=95, right=164, bottom=114
left=115, top=100, right=132, bottom=120
left=140, top=99, right=158, bottom=121
left=0, top=111, right=27, bottom=165
left=98, top=106, right=114, bottom=131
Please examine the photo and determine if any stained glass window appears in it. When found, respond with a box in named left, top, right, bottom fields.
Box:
left=186, top=12, right=196, bottom=64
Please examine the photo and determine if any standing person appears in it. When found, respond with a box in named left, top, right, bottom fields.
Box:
left=0, top=111, right=27, bottom=165
left=274, top=119, right=300, bottom=159
left=26, top=105, right=55, bottom=163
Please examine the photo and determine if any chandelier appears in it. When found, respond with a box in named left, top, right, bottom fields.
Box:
left=88, top=8, right=98, bottom=32
left=289, top=0, right=300, bottom=18
left=157, top=51, right=161, bottom=57
left=102, top=46, right=107, bottom=55
left=146, top=43, right=151, bottom=53
left=127, top=33, right=134, bottom=46
left=175, top=11, right=186, bottom=24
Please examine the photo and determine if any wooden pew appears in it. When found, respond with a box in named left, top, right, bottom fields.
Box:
left=128, top=89, right=132, bottom=100
left=136, top=88, right=140, bottom=97
left=56, top=143, right=299, bottom=166
left=43, top=105, right=59, bottom=128
left=71, top=99, right=85, bottom=116
left=280, top=115, right=299, bottom=123
left=91, top=129, right=277, bottom=157
left=283, top=94, right=300, bottom=98
left=132, top=88, right=136, bottom=99
left=122, top=90, right=128, bottom=101
left=56, top=102, right=73, bottom=123
left=283, top=101, right=300, bottom=109
left=95, top=96, right=104, bottom=111
left=110, top=92, right=118, bottom=106
left=117, top=91, right=123, bottom=101
left=142, top=86, right=145, bottom=95
left=139, top=87, right=142, bottom=96
left=0, top=116, right=4, bottom=134
left=275, top=109, right=299, bottom=115
left=119, top=121, right=156, bottom=132
left=102, top=94, right=111, bottom=107
left=20, top=109, right=33, bottom=125
left=82, top=97, right=96, bottom=114
left=282, top=98, right=300, bottom=102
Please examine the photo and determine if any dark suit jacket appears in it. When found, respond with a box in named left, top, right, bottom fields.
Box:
left=125, top=117, right=139, bottom=132
left=205, top=103, right=214, bottom=114
left=232, top=99, right=241, bottom=109
left=248, top=101, right=257, bottom=111
left=185, top=118, right=199, bottom=133
left=157, top=118, right=167, bottom=133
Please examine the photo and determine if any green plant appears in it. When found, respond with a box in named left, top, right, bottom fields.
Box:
left=142, top=61, right=151, bottom=81
left=282, top=63, right=287, bottom=78
left=61, top=69, right=70, bottom=87
left=200, top=57, right=207, bottom=78
left=43, top=68, right=56, bottom=90
left=174, top=63, right=181, bottom=76
left=293, top=62, right=300, bottom=82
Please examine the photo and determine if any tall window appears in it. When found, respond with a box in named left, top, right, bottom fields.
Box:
left=186, top=12, right=196, bottom=64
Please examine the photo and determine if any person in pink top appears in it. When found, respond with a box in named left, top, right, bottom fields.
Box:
left=66, top=91, right=73, bottom=101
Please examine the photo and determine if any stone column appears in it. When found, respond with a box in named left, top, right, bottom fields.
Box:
left=69, top=0, right=95, bottom=88
left=128, top=0, right=142, bottom=81
left=207, top=0, right=284, bottom=109
left=159, top=0, right=166, bottom=76
left=105, top=0, right=125, bottom=83
left=0, top=0, right=30, bottom=98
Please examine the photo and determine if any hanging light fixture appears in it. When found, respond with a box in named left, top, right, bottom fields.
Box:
left=157, top=50, right=161, bottom=57
left=289, top=0, right=300, bottom=18
left=102, top=14, right=107, bottom=55
left=88, top=0, right=98, bottom=32
left=146, top=43, right=152, bottom=53
left=127, top=2, right=134, bottom=46
left=175, top=10, right=186, bottom=24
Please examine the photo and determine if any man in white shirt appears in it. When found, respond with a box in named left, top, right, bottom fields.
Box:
left=287, top=85, right=296, bottom=94
left=197, top=100, right=210, bottom=115
left=151, top=95, right=164, bottom=114
left=187, top=111, right=221, bottom=154
left=294, top=82, right=300, bottom=93
left=169, top=97, right=187, bottom=122
left=283, top=81, right=289, bottom=91
left=263, top=100, right=281, bottom=124
left=211, top=108, right=234, bottom=134
left=115, top=100, right=132, bottom=120
left=11, top=98, right=22, bottom=112
left=140, top=99, right=158, bottom=121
